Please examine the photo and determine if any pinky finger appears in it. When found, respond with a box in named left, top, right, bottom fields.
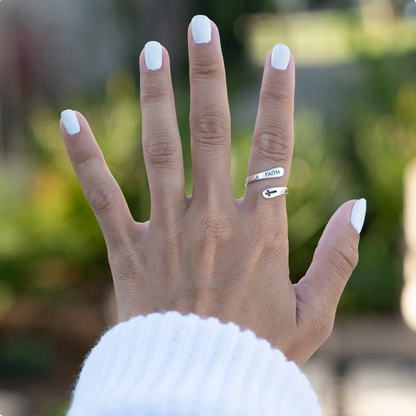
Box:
left=60, top=110, right=136, bottom=247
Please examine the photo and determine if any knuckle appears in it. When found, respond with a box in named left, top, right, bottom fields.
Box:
left=109, top=244, right=143, bottom=281
left=141, top=83, right=170, bottom=106
left=198, top=213, right=234, bottom=245
left=108, top=231, right=137, bottom=259
left=253, top=127, right=292, bottom=162
left=314, top=313, right=334, bottom=343
left=88, top=183, right=119, bottom=215
left=295, top=283, right=335, bottom=346
left=249, top=218, right=284, bottom=247
left=328, top=241, right=359, bottom=279
left=143, top=135, right=180, bottom=165
left=191, top=60, right=223, bottom=80
left=192, top=114, right=229, bottom=147
left=302, top=303, right=335, bottom=344
left=261, top=82, right=292, bottom=106
left=72, top=147, right=102, bottom=168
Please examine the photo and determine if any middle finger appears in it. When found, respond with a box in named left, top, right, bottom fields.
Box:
left=188, top=15, right=233, bottom=204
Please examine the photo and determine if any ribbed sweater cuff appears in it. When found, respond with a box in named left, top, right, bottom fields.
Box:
left=67, top=311, right=321, bottom=416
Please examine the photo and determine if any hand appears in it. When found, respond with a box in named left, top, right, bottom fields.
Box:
left=59, top=15, right=366, bottom=366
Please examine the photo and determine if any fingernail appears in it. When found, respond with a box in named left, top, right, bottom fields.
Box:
left=145, top=41, right=163, bottom=70
left=61, top=109, right=80, bottom=135
left=191, top=15, right=211, bottom=44
left=271, top=44, right=291, bottom=70
left=350, top=198, right=367, bottom=234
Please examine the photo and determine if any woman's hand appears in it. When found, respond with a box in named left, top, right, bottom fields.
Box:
left=59, top=15, right=366, bottom=366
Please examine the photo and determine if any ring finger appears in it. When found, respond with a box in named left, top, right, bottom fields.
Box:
left=243, top=44, right=295, bottom=213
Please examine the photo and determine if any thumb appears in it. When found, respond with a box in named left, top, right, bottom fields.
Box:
left=293, top=199, right=367, bottom=338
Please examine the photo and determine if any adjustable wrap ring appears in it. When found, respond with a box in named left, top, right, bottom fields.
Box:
left=262, top=187, right=288, bottom=199
left=245, top=167, right=284, bottom=187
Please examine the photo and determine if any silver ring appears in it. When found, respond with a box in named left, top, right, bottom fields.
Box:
left=245, top=167, right=284, bottom=187
left=262, top=187, right=288, bottom=199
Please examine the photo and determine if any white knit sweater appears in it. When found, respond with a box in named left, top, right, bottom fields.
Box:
left=67, top=311, right=322, bottom=416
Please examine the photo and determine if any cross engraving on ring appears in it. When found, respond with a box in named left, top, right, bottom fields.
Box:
left=265, top=189, right=277, bottom=197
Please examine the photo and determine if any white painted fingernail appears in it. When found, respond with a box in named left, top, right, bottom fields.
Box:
left=145, top=41, right=163, bottom=70
left=191, top=15, right=211, bottom=44
left=61, top=109, right=80, bottom=135
left=350, top=198, right=367, bottom=234
left=271, top=44, right=291, bottom=70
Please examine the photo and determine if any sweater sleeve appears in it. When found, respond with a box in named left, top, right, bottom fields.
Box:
left=66, top=311, right=322, bottom=416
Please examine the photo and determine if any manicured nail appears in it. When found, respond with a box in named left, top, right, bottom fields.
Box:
left=271, top=44, right=291, bottom=70
left=350, top=198, right=367, bottom=234
left=191, top=15, right=211, bottom=44
left=61, top=110, right=80, bottom=135
left=145, top=41, right=162, bottom=70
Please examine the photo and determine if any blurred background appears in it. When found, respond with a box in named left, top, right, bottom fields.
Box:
left=1, top=0, right=416, bottom=415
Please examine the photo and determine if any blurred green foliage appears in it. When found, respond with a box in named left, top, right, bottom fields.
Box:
left=246, top=10, right=416, bottom=67
left=0, top=333, right=56, bottom=377
left=41, top=399, right=71, bottom=416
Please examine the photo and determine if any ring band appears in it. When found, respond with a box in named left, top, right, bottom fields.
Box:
left=262, top=187, right=288, bottom=199
left=245, top=167, right=284, bottom=187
